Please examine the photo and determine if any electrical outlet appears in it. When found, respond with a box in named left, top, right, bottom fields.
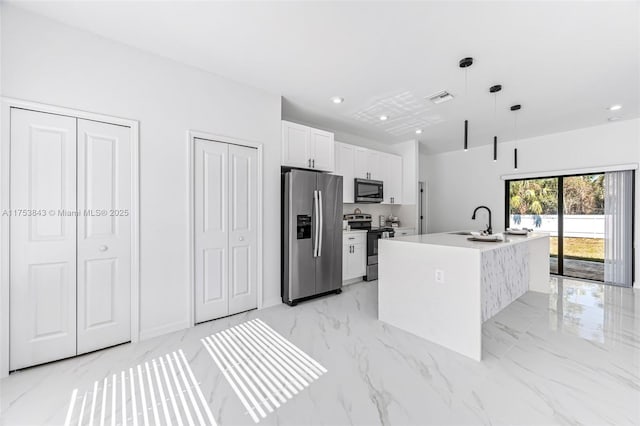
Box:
left=435, top=269, right=445, bottom=283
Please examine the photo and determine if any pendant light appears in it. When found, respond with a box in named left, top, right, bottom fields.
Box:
left=511, top=104, right=522, bottom=169
left=459, top=57, right=473, bottom=151
left=489, top=84, right=502, bottom=162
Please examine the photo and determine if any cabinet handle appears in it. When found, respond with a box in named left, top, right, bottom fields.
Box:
left=99, top=245, right=108, bottom=252
left=348, top=237, right=355, bottom=240
left=308, top=158, right=311, bottom=167
left=312, top=159, right=315, bottom=168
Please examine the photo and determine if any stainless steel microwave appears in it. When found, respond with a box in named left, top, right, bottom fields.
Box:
left=354, top=178, right=383, bottom=203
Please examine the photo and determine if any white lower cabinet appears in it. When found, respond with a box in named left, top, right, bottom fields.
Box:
left=343, top=232, right=366, bottom=282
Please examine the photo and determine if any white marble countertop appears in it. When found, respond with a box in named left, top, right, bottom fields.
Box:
left=389, top=231, right=549, bottom=251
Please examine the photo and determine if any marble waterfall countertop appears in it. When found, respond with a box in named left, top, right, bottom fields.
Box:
left=378, top=231, right=550, bottom=361
left=391, top=231, right=549, bottom=251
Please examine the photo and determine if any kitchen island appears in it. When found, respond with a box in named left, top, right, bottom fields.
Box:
left=378, top=232, right=550, bottom=361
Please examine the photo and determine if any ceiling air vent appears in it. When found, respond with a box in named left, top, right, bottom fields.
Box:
left=427, top=91, right=454, bottom=105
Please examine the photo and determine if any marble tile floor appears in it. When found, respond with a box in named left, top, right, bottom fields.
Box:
left=1, top=277, right=638, bottom=425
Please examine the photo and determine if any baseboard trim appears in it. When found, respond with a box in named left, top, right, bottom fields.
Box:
left=139, top=319, right=191, bottom=341
left=260, top=297, right=282, bottom=310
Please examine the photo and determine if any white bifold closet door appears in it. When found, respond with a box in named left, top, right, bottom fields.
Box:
left=10, top=109, right=78, bottom=370
left=76, top=119, right=131, bottom=354
left=194, top=138, right=258, bottom=323
left=10, top=109, right=131, bottom=370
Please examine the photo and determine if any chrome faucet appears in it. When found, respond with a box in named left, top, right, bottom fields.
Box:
left=472, top=206, right=492, bottom=235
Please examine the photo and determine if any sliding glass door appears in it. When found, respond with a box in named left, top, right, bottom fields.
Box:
left=506, top=171, right=634, bottom=286
left=562, top=174, right=605, bottom=281
left=507, top=178, right=559, bottom=274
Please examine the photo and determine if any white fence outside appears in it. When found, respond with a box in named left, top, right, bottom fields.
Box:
left=509, top=214, right=604, bottom=239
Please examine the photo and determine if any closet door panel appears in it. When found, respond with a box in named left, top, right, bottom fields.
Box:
left=10, top=109, right=77, bottom=370
left=228, top=144, right=258, bottom=315
left=194, top=139, right=230, bottom=323
left=76, top=119, right=131, bottom=354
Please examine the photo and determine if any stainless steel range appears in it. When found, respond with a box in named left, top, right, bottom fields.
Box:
left=344, top=213, right=395, bottom=281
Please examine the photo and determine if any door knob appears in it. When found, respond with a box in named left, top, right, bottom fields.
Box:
left=239, top=236, right=244, bottom=241
left=99, top=245, right=109, bottom=252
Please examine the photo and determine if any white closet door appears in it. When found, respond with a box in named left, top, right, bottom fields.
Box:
left=228, top=144, right=258, bottom=315
left=10, top=109, right=78, bottom=370
left=76, top=119, right=131, bottom=354
left=195, top=139, right=230, bottom=323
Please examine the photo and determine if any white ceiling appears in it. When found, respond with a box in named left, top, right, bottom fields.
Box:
left=9, top=1, right=640, bottom=153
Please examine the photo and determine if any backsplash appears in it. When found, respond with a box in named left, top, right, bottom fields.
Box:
left=343, top=203, right=393, bottom=225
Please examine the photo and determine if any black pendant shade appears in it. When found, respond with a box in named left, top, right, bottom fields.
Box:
left=493, top=136, right=497, bottom=161
left=464, top=120, right=468, bottom=151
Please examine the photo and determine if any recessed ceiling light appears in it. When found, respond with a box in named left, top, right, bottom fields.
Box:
left=415, top=129, right=423, bottom=134
left=331, top=96, right=344, bottom=104
left=608, top=104, right=622, bottom=111
left=379, top=115, right=388, bottom=121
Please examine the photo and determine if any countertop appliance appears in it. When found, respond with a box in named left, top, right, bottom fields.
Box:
left=354, top=178, right=383, bottom=203
left=344, top=213, right=394, bottom=281
left=282, top=169, right=343, bottom=306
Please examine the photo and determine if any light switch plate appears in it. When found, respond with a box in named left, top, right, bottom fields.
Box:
left=435, top=269, right=445, bottom=283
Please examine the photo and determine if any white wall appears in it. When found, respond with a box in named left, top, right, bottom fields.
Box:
left=1, top=6, right=283, bottom=339
left=421, top=118, right=640, bottom=283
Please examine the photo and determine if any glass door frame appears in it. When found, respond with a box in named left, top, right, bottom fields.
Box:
left=504, top=171, right=636, bottom=283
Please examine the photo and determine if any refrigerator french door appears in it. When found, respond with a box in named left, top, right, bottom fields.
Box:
left=282, top=170, right=343, bottom=305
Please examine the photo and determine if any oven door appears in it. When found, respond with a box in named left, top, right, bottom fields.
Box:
left=355, top=178, right=383, bottom=203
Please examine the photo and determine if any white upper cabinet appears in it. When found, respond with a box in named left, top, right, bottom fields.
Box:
left=334, top=142, right=405, bottom=205
left=381, top=153, right=403, bottom=205
left=335, top=142, right=356, bottom=203
left=281, top=121, right=310, bottom=169
left=309, top=128, right=334, bottom=172
left=281, top=121, right=334, bottom=172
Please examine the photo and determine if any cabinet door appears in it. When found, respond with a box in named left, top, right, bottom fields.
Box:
left=194, top=140, right=230, bottom=323
left=352, top=243, right=366, bottom=277
left=310, top=128, right=334, bottom=172
left=342, top=242, right=351, bottom=281
left=335, top=143, right=355, bottom=203
left=282, top=121, right=310, bottom=168
left=76, top=119, right=131, bottom=355
left=367, top=150, right=383, bottom=181
left=382, top=154, right=403, bottom=204
left=10, top=109, right=78, bottom=370
left=354, top=147, right=369, bottom=179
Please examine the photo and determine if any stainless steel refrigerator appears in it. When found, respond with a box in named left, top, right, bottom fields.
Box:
left=282, top=169, right=343, bottom=306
